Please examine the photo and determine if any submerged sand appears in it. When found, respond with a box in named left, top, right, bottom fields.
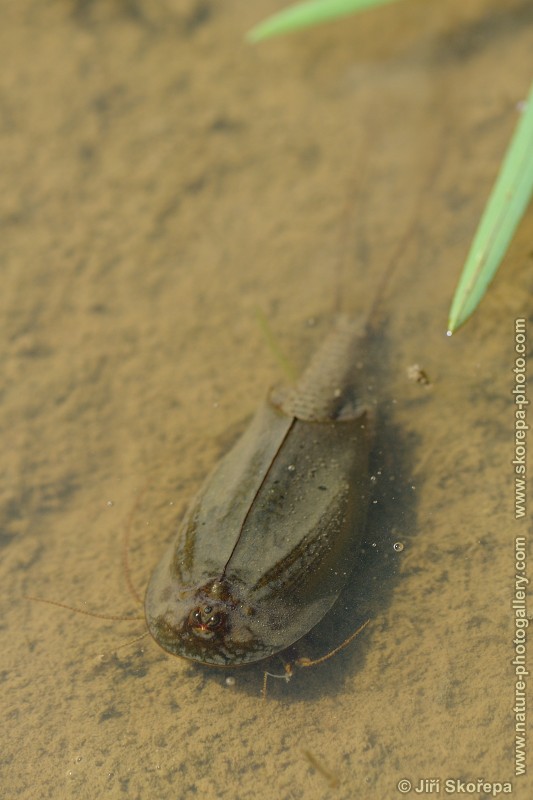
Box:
left=1, top=1, right=532, bottom=798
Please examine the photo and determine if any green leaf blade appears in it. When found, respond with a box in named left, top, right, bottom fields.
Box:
left=447, top=81, right=533, bottom=334
left=246, top=0, right=400, bottom=43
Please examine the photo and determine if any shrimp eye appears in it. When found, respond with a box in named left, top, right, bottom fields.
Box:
left=206, top=610, right=222, bottom=629
left=189, top=605, right=225, bottom=638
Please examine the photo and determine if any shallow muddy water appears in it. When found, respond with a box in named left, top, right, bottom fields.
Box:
left=1, top=1, right=532, bottom=798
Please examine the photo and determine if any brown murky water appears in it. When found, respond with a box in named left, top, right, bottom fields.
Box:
left=2, top=1, right=532, bottom=798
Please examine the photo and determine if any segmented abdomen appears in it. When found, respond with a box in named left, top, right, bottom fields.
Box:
left=271, top=315, right=366, bottom=422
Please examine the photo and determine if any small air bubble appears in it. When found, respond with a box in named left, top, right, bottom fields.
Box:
left=225, top=676, right=236, bottom=686
left=106, top=500, right=114, bottom=507
left=393, top=542, right=404, bottom=552
left=287, top=464, right=296, bottom=472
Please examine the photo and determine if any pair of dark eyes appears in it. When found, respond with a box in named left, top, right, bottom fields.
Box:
left=191, top=605, right=223, bottom=630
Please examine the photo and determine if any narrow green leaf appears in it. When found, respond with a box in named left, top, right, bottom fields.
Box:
left=447, top=81, right=533, bottom=334
left=246, top=0, right=400, bottom=43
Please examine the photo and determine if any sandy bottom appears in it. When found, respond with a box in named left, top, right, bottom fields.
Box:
left=1, top=1, right=532, bottom=798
